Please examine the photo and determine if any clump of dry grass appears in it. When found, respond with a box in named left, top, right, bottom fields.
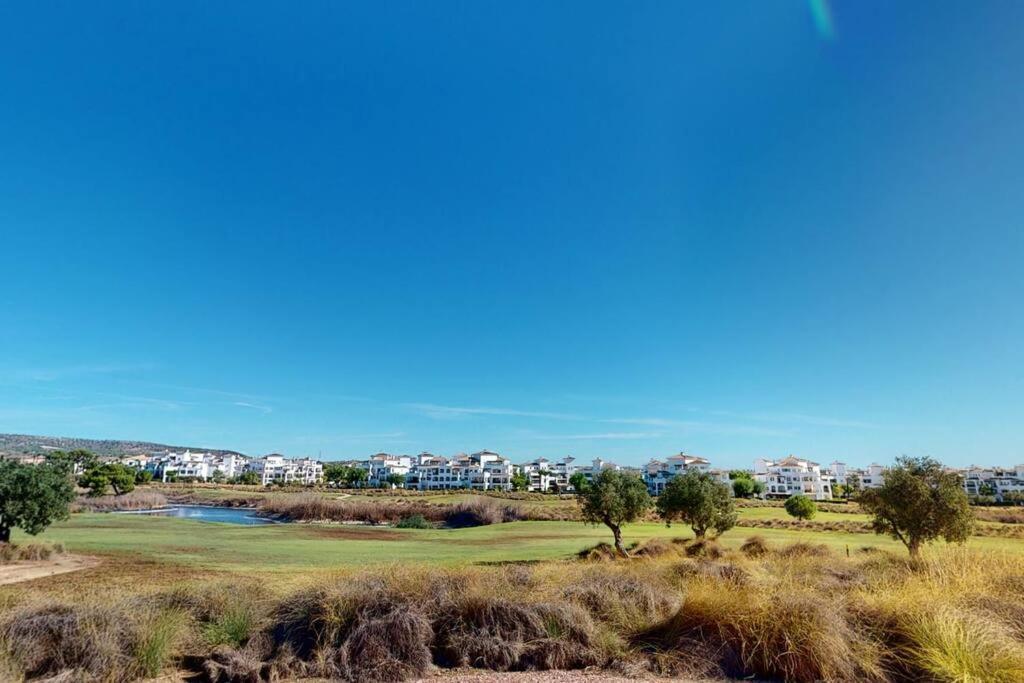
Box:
left=739, top=535, right=769, bottom=557
left=576, top=542, right=620, bottom=562
left=563, top=571, right=679, bottom=635
left=776, top=541, right=831, bottom=559
left=682, top=538, right=723, bottom=559
left=72, top=489, right=168, bottom=512
left=260, top=493, right=449, bottom=525
left=0, top=542, right=65, bottom=564
left=444, top=498, right=523, bottom=527
left=4, top=539, right=1024, bottom=682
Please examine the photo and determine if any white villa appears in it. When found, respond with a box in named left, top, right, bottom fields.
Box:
left=754, top=455, right=833, bottom=500
left=407, top=450, right=514, bottom=491
left=961, top=465, right=1024, bottom=501
left=517, top=456, right=578, bottom=492
left=825, top=461, right=885, bottom=490
left=247, top=455, right=323, bottom=486
left=149, top=450, right=250, bottom=482
left=642, top=453, right=712, bottom=495
left=362, top=453, right=414, bottom=487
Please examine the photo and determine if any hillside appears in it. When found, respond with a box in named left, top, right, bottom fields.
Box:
left=0, top=433, right=247, bottom=459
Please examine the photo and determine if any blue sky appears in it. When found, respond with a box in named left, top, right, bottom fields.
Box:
left=1, top=2, right=1022, bottom=468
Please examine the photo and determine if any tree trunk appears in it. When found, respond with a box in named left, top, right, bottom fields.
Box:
left=610, top=524, right=628, bottom=557
left=908, top=539, right=921, bottom=559
left=0, top=525, right=10, bottom=544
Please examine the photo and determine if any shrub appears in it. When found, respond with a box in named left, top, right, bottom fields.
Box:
left=784, top=494, right=817, bottom=520
left=135, top=609, right=187, bottom=678
left=444, top=499, right=517, bottom=527
left=902, top=609, right=1024, bottom=682
left=0, top=542, right=64, bottom=564
left=202, top=604, right=258, bottom=648
left=739, top=535, right=769, bottom=557
left=394, top=514, right=433, bottom=529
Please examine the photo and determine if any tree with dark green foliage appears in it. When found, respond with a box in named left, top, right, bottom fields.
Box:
left=732, top=477, right=755, bottom=498
left=323, top=463, right=348, bottom=485
left=135, top=469, right=154, bottom=484
left=45, top=449, right=97, bottom=475
left=657, top=469, right=737, bottom=538
left=0, top=460, right=75, bottom=543
left=568, top=472, right=589, bottom=493
left=859, top=456, right=973, bottom=557
left=576, top=469, right=652, bottom=556
left=385, top=473, right=407, bottom=489
left=235, top=470, right=259, bottom=486
left=346, top=467, right=369, bottom=488
left=510, top=472, right=528, bottom=491
left=79, top=463, right=137, bottom=497
left=785, top=494, right=817, bottom=520
left=844, top=473, right=862, bottom=499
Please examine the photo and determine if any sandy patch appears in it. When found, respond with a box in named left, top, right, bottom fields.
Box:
left=0, top=555, right=100, bottom=585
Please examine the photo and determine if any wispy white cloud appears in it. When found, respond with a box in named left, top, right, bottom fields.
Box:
left=603, top=417, right=794, bottom=437
left=293, top=432, right=406, bottom=441
left=530, top=432, right=665, bottom=440
left=404, top=403, right=583, bottom=421
left=744, top=411, right=879, bottom=429
left=10, top=362, right=156, bottom=382
left=233, top=401, right=273, bottom=415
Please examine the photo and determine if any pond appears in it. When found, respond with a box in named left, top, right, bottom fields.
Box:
left=118, top=504, right=278, bottom=526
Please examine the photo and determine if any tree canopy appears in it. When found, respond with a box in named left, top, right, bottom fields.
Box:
left=576, top=469, right=651, bottom=556
left=784, top=494, right=817, bottom=520
left=0, top=460, right=75, bottom=543
left=568, top=472, right=589, bottom=493
left=79, top=463, right=137, bottom=497
left=45, top=449, right=98, bottom=475
left=859, top=456, right=973, bottom=557
left=656, top=469, right=737, bottom=538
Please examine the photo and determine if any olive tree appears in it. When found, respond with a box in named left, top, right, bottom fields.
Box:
left=576, top=469, right=651, bottom=556
left=0, top=460, right=75, bottom=543
left=785, top=494, right=817, bottom=520
left=79, top=463, right=137, bottom=497
left=656, top=469, right=737, bottom=538
left=859, top=456, right=973, bottom=558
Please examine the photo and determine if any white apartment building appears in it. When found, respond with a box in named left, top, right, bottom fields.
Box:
left=573, top=458, right=634, bottom=485
left=824, top=461, right=885, bottom=490
left=643, top=453, right=712, bottom=495
left=518, top=456, right=577, bottom=492
left=152, top=450, right=212, bottom=481
left=362, top=453, right=414, bottom=487
left=411, top=450, right=514, bottom=491
left=246, top=455, right=323, bottom=486
left=962, top=465, right=1024, bottom=501
left=147, top=450, right=249, bottom=482
left=754, top=455, right=833, bottom=500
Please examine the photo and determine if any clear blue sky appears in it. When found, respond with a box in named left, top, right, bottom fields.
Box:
left=2, top=2, right=1022, bottom=468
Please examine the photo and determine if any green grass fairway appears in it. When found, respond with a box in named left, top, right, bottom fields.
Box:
left=17, top=513, right=1024, bottom=578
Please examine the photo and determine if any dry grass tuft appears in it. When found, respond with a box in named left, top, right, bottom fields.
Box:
left=0, top=542, right=65, bottom=564
left=739, top=535, right=769, bottom=557
left=682, top=538, right=723, bottom=559
left=72, top=489, right=168, bottom=512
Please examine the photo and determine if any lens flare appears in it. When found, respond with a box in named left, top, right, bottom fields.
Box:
left=809, top=0, right=836, bottom=41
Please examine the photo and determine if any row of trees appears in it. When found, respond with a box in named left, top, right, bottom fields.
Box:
left=575, top=456, right=974, bottom=558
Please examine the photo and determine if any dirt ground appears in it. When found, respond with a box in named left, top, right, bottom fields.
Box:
left=0, top=554, right=99, bottom=586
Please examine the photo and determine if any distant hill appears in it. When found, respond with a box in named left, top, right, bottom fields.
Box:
left=0, top=433, right=247, bottom=459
